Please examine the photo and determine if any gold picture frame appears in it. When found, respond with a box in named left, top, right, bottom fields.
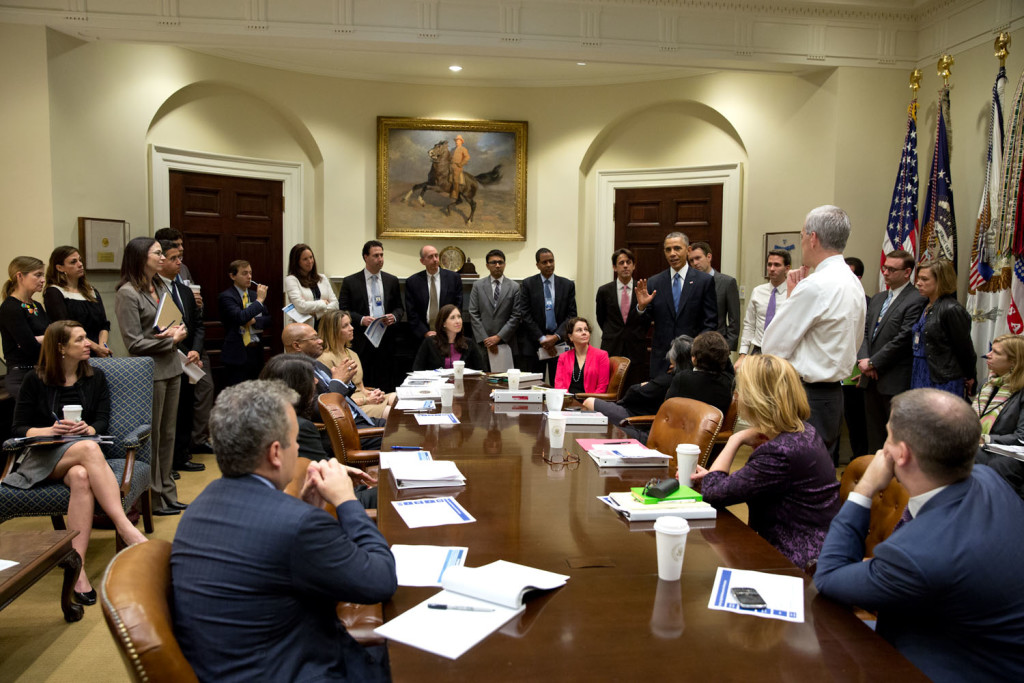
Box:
left=377, top=116, right=527, bottom=240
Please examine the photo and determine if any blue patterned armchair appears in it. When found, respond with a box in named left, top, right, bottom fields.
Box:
left=1, top=357, right=154, bottom=548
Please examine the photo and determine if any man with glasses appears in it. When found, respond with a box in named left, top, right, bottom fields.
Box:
left=857, top=249, right=926, bottom=453
left=468, top=249, right=521, bottom=372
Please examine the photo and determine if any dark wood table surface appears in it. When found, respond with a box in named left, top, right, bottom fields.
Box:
left=0, top=530, right=82, bottom=623
left=378, top=376, right=926, bottom=681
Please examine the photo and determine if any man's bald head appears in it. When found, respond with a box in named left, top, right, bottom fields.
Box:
left=282, top=323, right=322, bottom=359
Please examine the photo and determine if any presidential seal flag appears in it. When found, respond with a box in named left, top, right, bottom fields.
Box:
left=879, top=99, right=919, bottom=291
left=967, top=65, right=1008, bottom=381
left=920, top=86, right=958, bottom=269
left=1001, top=67, right=1024, bottom=335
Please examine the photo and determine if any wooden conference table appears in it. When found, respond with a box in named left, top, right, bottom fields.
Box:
left=377, top=376, right=925, bottom=681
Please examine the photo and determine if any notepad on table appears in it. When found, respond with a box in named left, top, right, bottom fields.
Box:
left=389, top=459, right=465, bottom=488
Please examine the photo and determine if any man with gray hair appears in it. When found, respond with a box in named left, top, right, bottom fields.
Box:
left=171, top=381, right=397, bottom=682
left=761, top=205, right=866, bottom=462
left=815, top=388, right=1024, bottom=682
left=636, top=231, right=718, bottom=377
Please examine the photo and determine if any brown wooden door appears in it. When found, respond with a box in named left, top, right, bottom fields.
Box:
left=614, top=184, right=723, bottom=280
left=169, top=170, right=284, bottom=387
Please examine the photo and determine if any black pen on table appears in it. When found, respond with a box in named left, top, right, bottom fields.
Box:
left=427, top=604, right=494, bottom=612
left=391, top=446, right=423, bottom=450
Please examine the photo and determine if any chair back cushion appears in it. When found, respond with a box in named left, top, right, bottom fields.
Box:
left=713, top=394, right=740, bottom=444
left=607, top=356, right=631, bottom=401
left=90, top=357, right=154, bottom=464
left=646, top=398, right=724, bottom=465
left=100, top=539, right=198, bottom=683
left=318, top=393, right=360, bottom=462
left=839, top=454, right=909, bottom=558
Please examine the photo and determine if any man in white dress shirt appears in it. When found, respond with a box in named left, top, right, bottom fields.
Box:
left=735, top=248, right=791, bottom=370
left=761, top=205, right=866, bottom=462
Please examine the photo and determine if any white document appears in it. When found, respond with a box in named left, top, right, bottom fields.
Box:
left=379, top=450, right=433, bottom=470
left=536, top=342, right=570, bottom=360
left=391, top=545, right=468, bottom=587
left=0, top=559, right=19, bottom=572
left=487, top=344, right=515, bottom=373
left=391, top=496, right=476, bottom=528
left=282, top=303, right=312, bottom=324
left=708, top=567, right=805, bottom=623
left=365, top=317, right=388, bottom=348
left=397, top=386, right=443, bottom=400
left=414, top=413, right=461, bottom=426
left=390, top=460, right=466, bottom=489
left=374, top=560, right=568, bottom=659
left=394, top=399, right=435, bottom=411
left=177, top=350, right=206, bottom=384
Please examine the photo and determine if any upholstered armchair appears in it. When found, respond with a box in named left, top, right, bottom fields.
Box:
left=317, top=393, right=383, bottom=469
left=573, top=356, right=630, bottom=402
left=1, top=357, right=154, bottom=548
left=623, top=397, right=724, bottom=466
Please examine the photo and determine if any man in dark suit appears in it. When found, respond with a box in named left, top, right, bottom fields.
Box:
left=815, top=388, right=1024, bottom=683
left=636, top=232, right=718, bottom=377
left=157, top=241, right=205, bottom=475
left=687, top=241, right=740, bottom=351
left=339, top=240, right=403, bottom=392
left=595, top=248, right=651, bottom=384
left=857, top=249, right=926, bottom=454
left=405, top=244, right=463, bottom=339
left=282, top=322, right=385, bottom=451
left=218, top=259, right=271, bottom=387
left=172, top=380, right=397, bottom=682
left=517, top=248, right=577, bottom=381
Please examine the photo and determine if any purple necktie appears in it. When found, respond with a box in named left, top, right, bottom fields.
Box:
left=764, top=287, right=778, bottom=329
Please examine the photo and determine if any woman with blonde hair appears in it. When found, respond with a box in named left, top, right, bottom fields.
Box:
left=690, top=354, right=840, bottom=570
left=318, top=308, right=394, bottom=419
left=911, top=259, right=976, bottom=397
left=43, top=246, right=112, bottom=357
left=976, top=334, right=1024, bottom=498
left=1, top=256, right=50, bottom=399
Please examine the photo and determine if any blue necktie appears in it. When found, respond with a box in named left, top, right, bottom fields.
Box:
left=544, top=279, right=556, bottom=332
left=672, top=273, right=682, bottom=312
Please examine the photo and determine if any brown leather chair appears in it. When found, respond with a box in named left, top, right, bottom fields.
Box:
left=101, top=539, right=198, bottom=683
left=318, top=393, right=384, bottom=469
left=624, top=398, right=724, bottom=466
left=574, top=356, right=631, bottom=402
left=712, top=393, right=739, bottom=446
left=839, top=454, right=909, bottom=558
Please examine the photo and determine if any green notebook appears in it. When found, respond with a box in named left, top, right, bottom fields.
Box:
left=630, top=485, right=703, bottom=505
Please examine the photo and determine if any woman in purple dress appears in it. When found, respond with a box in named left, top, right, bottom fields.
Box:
left=690, top=354, right=840, bottom=571
left=910, top=259, right=975, bottom=398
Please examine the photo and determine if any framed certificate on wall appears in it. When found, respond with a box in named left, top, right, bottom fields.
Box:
left=78, top=217, right=128, bottom=271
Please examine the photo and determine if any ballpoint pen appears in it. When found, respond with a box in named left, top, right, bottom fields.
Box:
left=391, top=446, right=423, bottom=450
left=427, top=604, right=495, bottom=612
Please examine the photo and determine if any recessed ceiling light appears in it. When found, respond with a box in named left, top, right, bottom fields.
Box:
left=449, top=65, right=462, bottom=72
left=577, top=62, right=587, bottom=66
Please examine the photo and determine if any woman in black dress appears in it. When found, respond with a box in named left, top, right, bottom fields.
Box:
left=3, top=321, right=148, bottom=603
left=43, top=246, right=112, bottom=357
left=1, top=256, right=50, bottom=399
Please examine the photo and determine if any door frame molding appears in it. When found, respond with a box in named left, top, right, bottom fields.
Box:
left=593, top=163, right=742, bottom=303
left=150, top=145, right=302, bottom=272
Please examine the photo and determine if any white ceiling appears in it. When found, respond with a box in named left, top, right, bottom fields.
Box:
left=0, top=0, right=1019, bottom=86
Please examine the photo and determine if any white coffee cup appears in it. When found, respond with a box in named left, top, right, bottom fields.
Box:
left=439, top=383, right=454, bottom=407
left=452, top=360, right=465, bottom=379
left=188, top=284, right=201, bottom=293
left=507, top=368, right=521, bottom=391
left=546, top=388, right=566, bottom=410
left=63, top=404, right=83, bottom=423
left=653, top=516, right=690, bottom=581
left=676, top=444, right=701, bottom=485
left=548, top=413, right=567, bottom=448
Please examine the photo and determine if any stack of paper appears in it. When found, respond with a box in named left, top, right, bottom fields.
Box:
left=598, top=493, right=717, bottom=521
left=414, top=413, right=460, bottom=426
left=545, top=410, right=607, bottom=426
left=491, top=389, right=544, bottom=403
left=397, top=385, right=444, bottom=400
left=486, top=371, right=544, bottom=384
left=391, top=496, right=476, bottom=528
left=391, top=545, right=468, bottom=587
left=394, top=399, right=435, bottom=411
left=585, top=442, right=672, bottom=467
left=390, top=460, right=466, bottom=489
left=379, top=450, right=433, bottom=469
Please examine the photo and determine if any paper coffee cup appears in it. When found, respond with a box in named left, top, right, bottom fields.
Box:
left=452, top=360, right=465, bottom=379
left=63, top=405, right=83, bottom=423
left=188, top=284, right=201, bottom=293
left=548, top=413, right=567, bottom=448
left=676, top=444, right=701, bottom=484
left=439, top=383, right=454, bottom=407
left=653, top=516, right=690, bottom=581
left=507, top=368, right=521, bottom=391
left=546, top=388, right=566, bottom=410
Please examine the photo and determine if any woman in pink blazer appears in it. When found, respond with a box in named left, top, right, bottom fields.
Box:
left=555, top=317, right=610, bottom=394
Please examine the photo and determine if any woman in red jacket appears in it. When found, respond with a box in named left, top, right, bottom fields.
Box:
left=554, top=317, right=609, bottom=394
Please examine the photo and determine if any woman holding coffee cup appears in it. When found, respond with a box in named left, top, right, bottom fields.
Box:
left=3, top=321, right=148, bottom=604
left=554, top=317, right=609, bottom=394
left=690, top=354, right=840, bottom=571
left=43, top=246, right=112, bottom=357
left=412, top=304, right=484, bottom=372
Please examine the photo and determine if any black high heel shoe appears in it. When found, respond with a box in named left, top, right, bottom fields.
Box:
left=73, top=589, right=97, bottom=606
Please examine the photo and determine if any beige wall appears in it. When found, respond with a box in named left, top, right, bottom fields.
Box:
left=4, top=22, right=1022, bottom=354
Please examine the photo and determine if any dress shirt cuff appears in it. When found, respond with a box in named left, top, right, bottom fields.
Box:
left=846, top=492, right=872, bottom=509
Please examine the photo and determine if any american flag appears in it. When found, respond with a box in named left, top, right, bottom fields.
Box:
left=920, top=87, right=958, bottom=269
left=879, top=101, right=919, bottom=291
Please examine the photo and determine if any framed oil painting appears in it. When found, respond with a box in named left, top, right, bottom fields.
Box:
left=377, top=116, right=527, bottom=240
left=763, top=231, right=802, bottom=276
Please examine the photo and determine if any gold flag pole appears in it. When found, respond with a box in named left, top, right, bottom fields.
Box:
left=995, top=32, right=1010, bottom=66
left=937, top=54, right=954, bottom=86
left=909, top=68, right=921, bottom=100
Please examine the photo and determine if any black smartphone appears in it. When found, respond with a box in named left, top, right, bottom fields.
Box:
left=730, top=587, right=767, bottom=610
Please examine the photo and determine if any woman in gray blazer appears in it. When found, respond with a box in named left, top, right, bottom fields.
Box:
left=114, top=237, right=188, bottom=516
